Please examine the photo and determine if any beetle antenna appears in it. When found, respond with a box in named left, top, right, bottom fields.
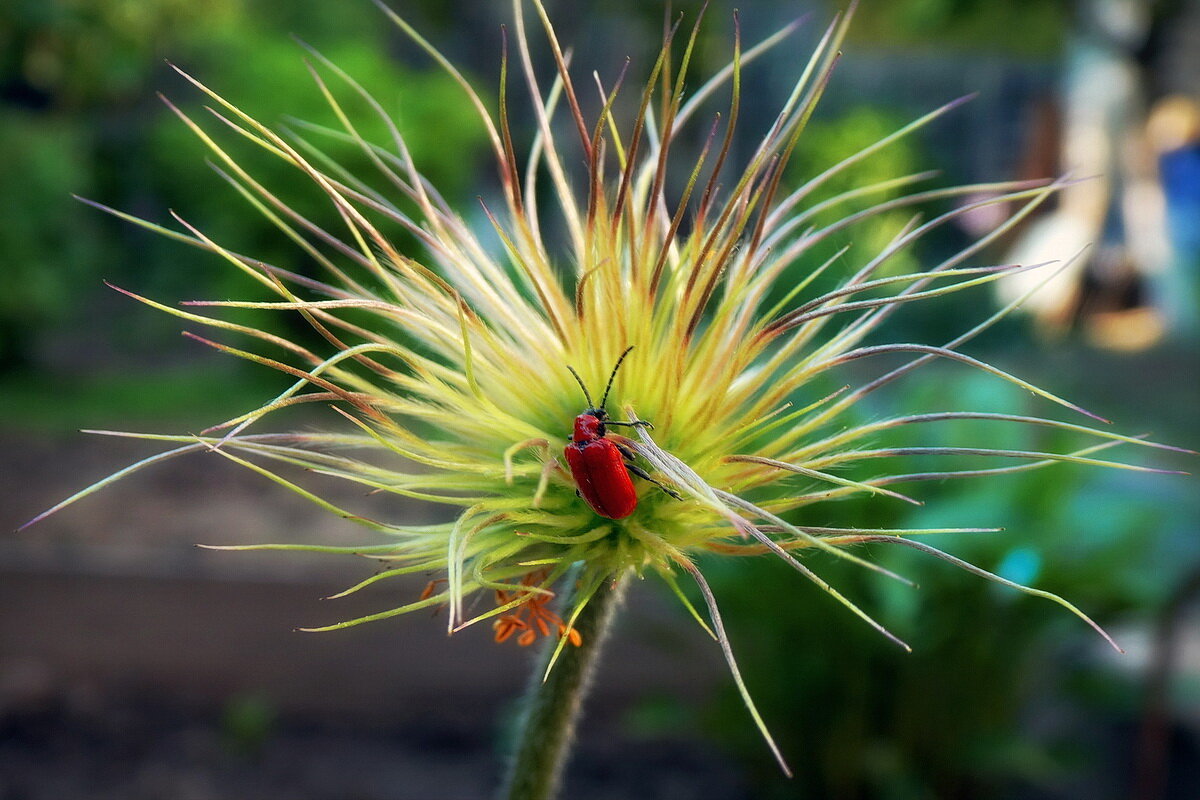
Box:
left=566, top=365, right=595, bottom=408
left=598, top=346, right=635, bottom=410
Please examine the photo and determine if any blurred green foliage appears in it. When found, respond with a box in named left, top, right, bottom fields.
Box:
left=0, top=0, right=486, bottom=379
left=0, top=112, right=102, bottom=366
left=0, top=0, right=240, bottom=108
left=220, top=693, right=278, bottom=759
left=775, top=105, right=925, bottom=310
left=696, top=364, right=1199, bottom=799
left=3, top=1, right=1194, bottom=796
left=849, top=0, right=1068, bottom=55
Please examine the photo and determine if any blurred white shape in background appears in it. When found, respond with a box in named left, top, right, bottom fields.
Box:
left=997, top=0, right=1191, bottom=350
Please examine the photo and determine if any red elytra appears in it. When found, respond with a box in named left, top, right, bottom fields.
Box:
left=563, top=347, right=680, bottom=519
left=565, top=415, right=638, bottom=519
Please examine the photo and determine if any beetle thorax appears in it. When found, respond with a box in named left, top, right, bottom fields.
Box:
left=572, top=412, right=606, bottom=442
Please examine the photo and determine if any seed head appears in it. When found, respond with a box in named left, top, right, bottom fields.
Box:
left=29, top=1, right=1190, bottom=774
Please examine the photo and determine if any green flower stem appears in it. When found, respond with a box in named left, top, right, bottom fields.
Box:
left=499, top=570, right=628, bottom=800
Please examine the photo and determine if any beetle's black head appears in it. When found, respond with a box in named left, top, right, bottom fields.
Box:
left=584, top=407, right=609, bottom=422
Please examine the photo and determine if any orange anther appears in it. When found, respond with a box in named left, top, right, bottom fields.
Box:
left=493, top=618, right=517, bottom=643
left=419, top=578, right=446, bottom=601
left=489, top=569, right=582, bottom=648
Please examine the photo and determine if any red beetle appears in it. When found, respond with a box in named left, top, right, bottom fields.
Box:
left=564, top=346, right=681, bottom=519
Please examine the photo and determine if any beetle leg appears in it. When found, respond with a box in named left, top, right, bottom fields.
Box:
left=605, top=419, right=654, bottom=430
left=616, top=443, right=683, bottom=499
left=625, top=462, right=684, bottom=501
left=614, top=442, right=637, bottom=461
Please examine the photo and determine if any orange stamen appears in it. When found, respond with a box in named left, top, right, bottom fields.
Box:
left=419, top=578, right=447, bottom=601
left=489, top=569, right=584, bottom=648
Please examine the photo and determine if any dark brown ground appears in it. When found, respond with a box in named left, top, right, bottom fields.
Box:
left=3, top=344, right=1197, bottom=798
left=1, top=432, right=742, bottom=799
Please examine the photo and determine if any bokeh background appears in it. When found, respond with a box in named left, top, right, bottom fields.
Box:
left=2, top=1, right=1198, bottom=798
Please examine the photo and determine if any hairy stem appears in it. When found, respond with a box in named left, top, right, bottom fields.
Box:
left=499, top=569, right=627, bottom=800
